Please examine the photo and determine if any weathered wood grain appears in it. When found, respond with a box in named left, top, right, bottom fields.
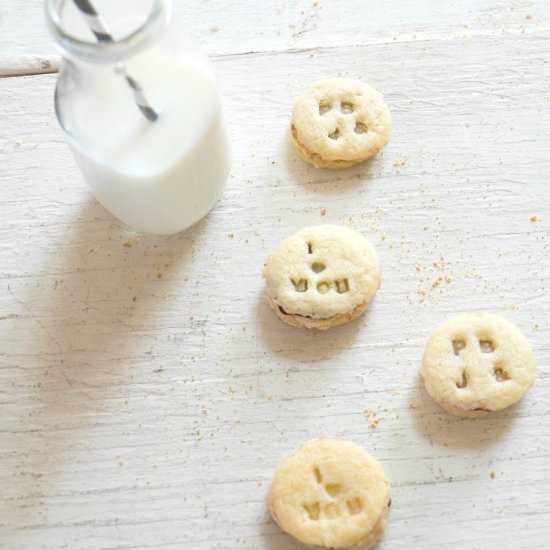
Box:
left=1, top=3, right=550, bottom=550
left=1, top=0, right=549, bottom=73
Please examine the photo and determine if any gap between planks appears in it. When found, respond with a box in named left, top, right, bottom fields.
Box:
left=1, top=26, right=549, bottom=78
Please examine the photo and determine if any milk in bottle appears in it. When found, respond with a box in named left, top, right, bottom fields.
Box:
left=46, top=0, right=230, bottom=234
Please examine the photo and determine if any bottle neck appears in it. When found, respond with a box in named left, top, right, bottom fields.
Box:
left=45, top=0, right=169, bottom=64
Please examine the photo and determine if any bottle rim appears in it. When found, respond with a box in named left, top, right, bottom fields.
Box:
left=45, top=0, right=169, bottom=63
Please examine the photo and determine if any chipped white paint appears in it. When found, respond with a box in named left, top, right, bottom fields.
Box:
left=1, top=1, right=550, bottom=549
left=0, top=55, right=61, bottom=77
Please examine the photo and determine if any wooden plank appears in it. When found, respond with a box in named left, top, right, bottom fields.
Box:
left=1, top=0, right=549, bottom=74
left=1, top=24, right=550, bottom=550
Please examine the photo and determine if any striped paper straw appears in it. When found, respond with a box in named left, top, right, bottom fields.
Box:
left=73, top=0, right=159, bottom=122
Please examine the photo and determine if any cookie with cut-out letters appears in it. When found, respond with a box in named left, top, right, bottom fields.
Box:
left=290, top=78, right=392, bottom=169
left=263, top=225, right=381, bottom=330
left=421, top=312, right=537, bottom=417
left=269, top=439, right=391, bottom=549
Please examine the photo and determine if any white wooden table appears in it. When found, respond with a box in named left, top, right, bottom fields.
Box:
left=1, top=2, right=550, bottom=549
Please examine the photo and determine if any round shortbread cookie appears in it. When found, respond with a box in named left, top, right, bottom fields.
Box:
left=263, top=225, right=381, bottom=330
left=290, top=78, right=392, bottom=169
left=421, top=312, right=537, bottom=417
left=270, top=439, right=391, bottom=550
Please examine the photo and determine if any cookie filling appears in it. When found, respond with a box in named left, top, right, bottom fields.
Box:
left=274, top=299, right=368, bottom=325
left=278, top=305, right=313, bottom=320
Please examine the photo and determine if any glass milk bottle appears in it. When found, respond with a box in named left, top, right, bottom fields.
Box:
left=45, top=0, right=231, bottom=235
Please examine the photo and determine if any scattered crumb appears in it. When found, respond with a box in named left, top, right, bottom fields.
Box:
left=320, top=207, right=327, bottom=216
left=417, top=287, right=429, bottom=299
left=364, top=409, right=384, bottom=429
left=490, top=470, right=496, bottom=479
left=431, top=276, right=444, bottom=289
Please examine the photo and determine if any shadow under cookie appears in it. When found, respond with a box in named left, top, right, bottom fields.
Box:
left=409, top=374, right=519, bottom=449
left=259, top=528, right=304, bottom=550
left=283, top=135, right=378, bottom=193
left=255, top=292, right=366, bottom=361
